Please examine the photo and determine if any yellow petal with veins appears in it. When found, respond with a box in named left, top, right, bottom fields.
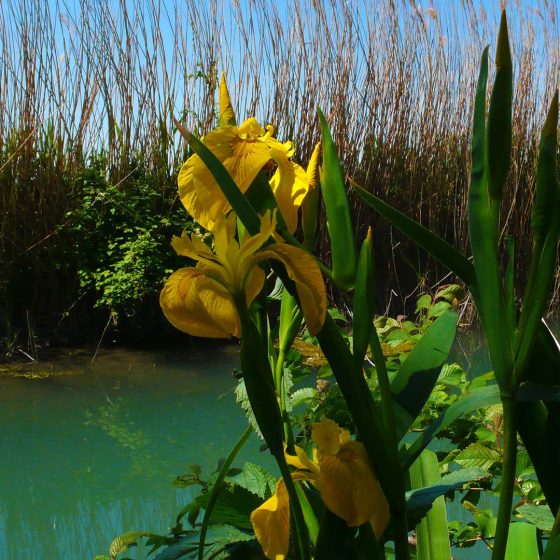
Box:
left=178, top=120, right=271, bottom=230
left=250, top=479, right=289, bottom=560
left=311, top=417, right=342, bottom=456
left=159, top=268, right=234, bottom=338
left=312, top=418, right=390, bottom=537
left=255, top=243, right=326, bottom=335
left=195, top=276, right=241, bottom=338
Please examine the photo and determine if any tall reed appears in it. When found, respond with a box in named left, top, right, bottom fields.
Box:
left=1, top=0, right=558, bottom=343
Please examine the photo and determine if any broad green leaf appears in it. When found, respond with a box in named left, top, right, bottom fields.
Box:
left=415, top=294, right=432, bottom=312
left=195, top=482, right=261, bottom=530
left=352, top=228, right=376, bottom=367
left=454, top=442, right=501, bottom=470
left=516, top=503, right=555, bottom=531
left=317, top=109, right=357, bottom=290
left=406, top=467, right=487, bottom=528
left=402, top=384, right=500, bottom=468
left=350, top=180, right=476, bottom=289
left=391, top=311, right=458, bottom=439
left=487, top=11, right=513, bottom=204
left=154, top=525, right=252, bottom=560
left=504, top=523, right=539, bottom=560
left=409, top=450, right=451, bottom=560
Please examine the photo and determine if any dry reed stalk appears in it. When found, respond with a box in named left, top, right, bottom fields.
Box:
left=0, top=0, right=558, bottom=339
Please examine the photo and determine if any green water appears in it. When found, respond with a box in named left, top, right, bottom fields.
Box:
left=2, top=326, right=555, bottom=559
left=0, top=345, right=272, bottom=560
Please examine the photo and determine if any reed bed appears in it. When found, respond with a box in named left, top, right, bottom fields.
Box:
left=0, top=0, right=558, bottom=345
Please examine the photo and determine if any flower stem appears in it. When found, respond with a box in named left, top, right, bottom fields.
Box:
left=491, top=395, right=517, bottom=560
left=369, top=331, right=410, bottom=559
left=198, top=425, right=252, bottom=560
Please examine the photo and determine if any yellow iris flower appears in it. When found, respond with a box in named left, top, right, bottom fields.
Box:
left=178, top=117, right=309, bottom=234
left=159, top=213, right=326, bottom=338
left=251, top=418, right=390, bottom=560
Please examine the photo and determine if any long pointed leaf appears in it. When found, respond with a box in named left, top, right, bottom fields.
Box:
left=402, top=384, right=501, bottom=469
left=352, top=228, right=376, bottom=367
left=468, top=46, right=514, bottom=391
left=487, top=11, right=513, bottom=204
left=391, top=311, right=458, bottom=440
left=515, top=92, right=559, bottom=377
left=318, top=109, right=357, bottom=290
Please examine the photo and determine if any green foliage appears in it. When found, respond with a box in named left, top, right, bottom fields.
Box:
left=63, top=155, right=190, bottom=319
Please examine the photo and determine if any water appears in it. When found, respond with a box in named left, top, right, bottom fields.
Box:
left=0, top=345, right=273, bottom=560
left=2, top=325, right=556, bottom=559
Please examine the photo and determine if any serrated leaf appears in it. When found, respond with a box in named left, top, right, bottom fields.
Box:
left=434, top=284, right=465, bottom=303
left=233, top=462, right=277, bottom=499
left=289, top=387, right=317, bottom=408
left=109, top=531, right=150, bottom=559
left=154, top=525, right=252, bottom=560
left=454, top=442, right=501, bottom=470
left=195, top=482, right=261, bottom=530
left=234, top=379, right=263, bottom=440
left=516, top=503, right=555, bottom=531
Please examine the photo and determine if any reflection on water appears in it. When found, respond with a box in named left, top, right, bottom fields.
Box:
left=0, top=345, right=273, bottom=560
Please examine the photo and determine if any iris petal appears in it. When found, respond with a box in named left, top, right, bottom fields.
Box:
left=178, top=121, right=270, bottom=230
left=256, top=244, right=326, bottom=335
left=250, top=480, right=290, bottom=560
left=311, top=418, right=342, bottom=455
left=159, top=268, right=233, bottom=338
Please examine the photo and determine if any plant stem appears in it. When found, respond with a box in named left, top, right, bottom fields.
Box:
left=275, top=348, right=295, bottom=452
left=198, top=425, right=252, bottom=560
left=491, top=396, right=517, bottom=560
left=369, top=331, right=410, bottom=559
